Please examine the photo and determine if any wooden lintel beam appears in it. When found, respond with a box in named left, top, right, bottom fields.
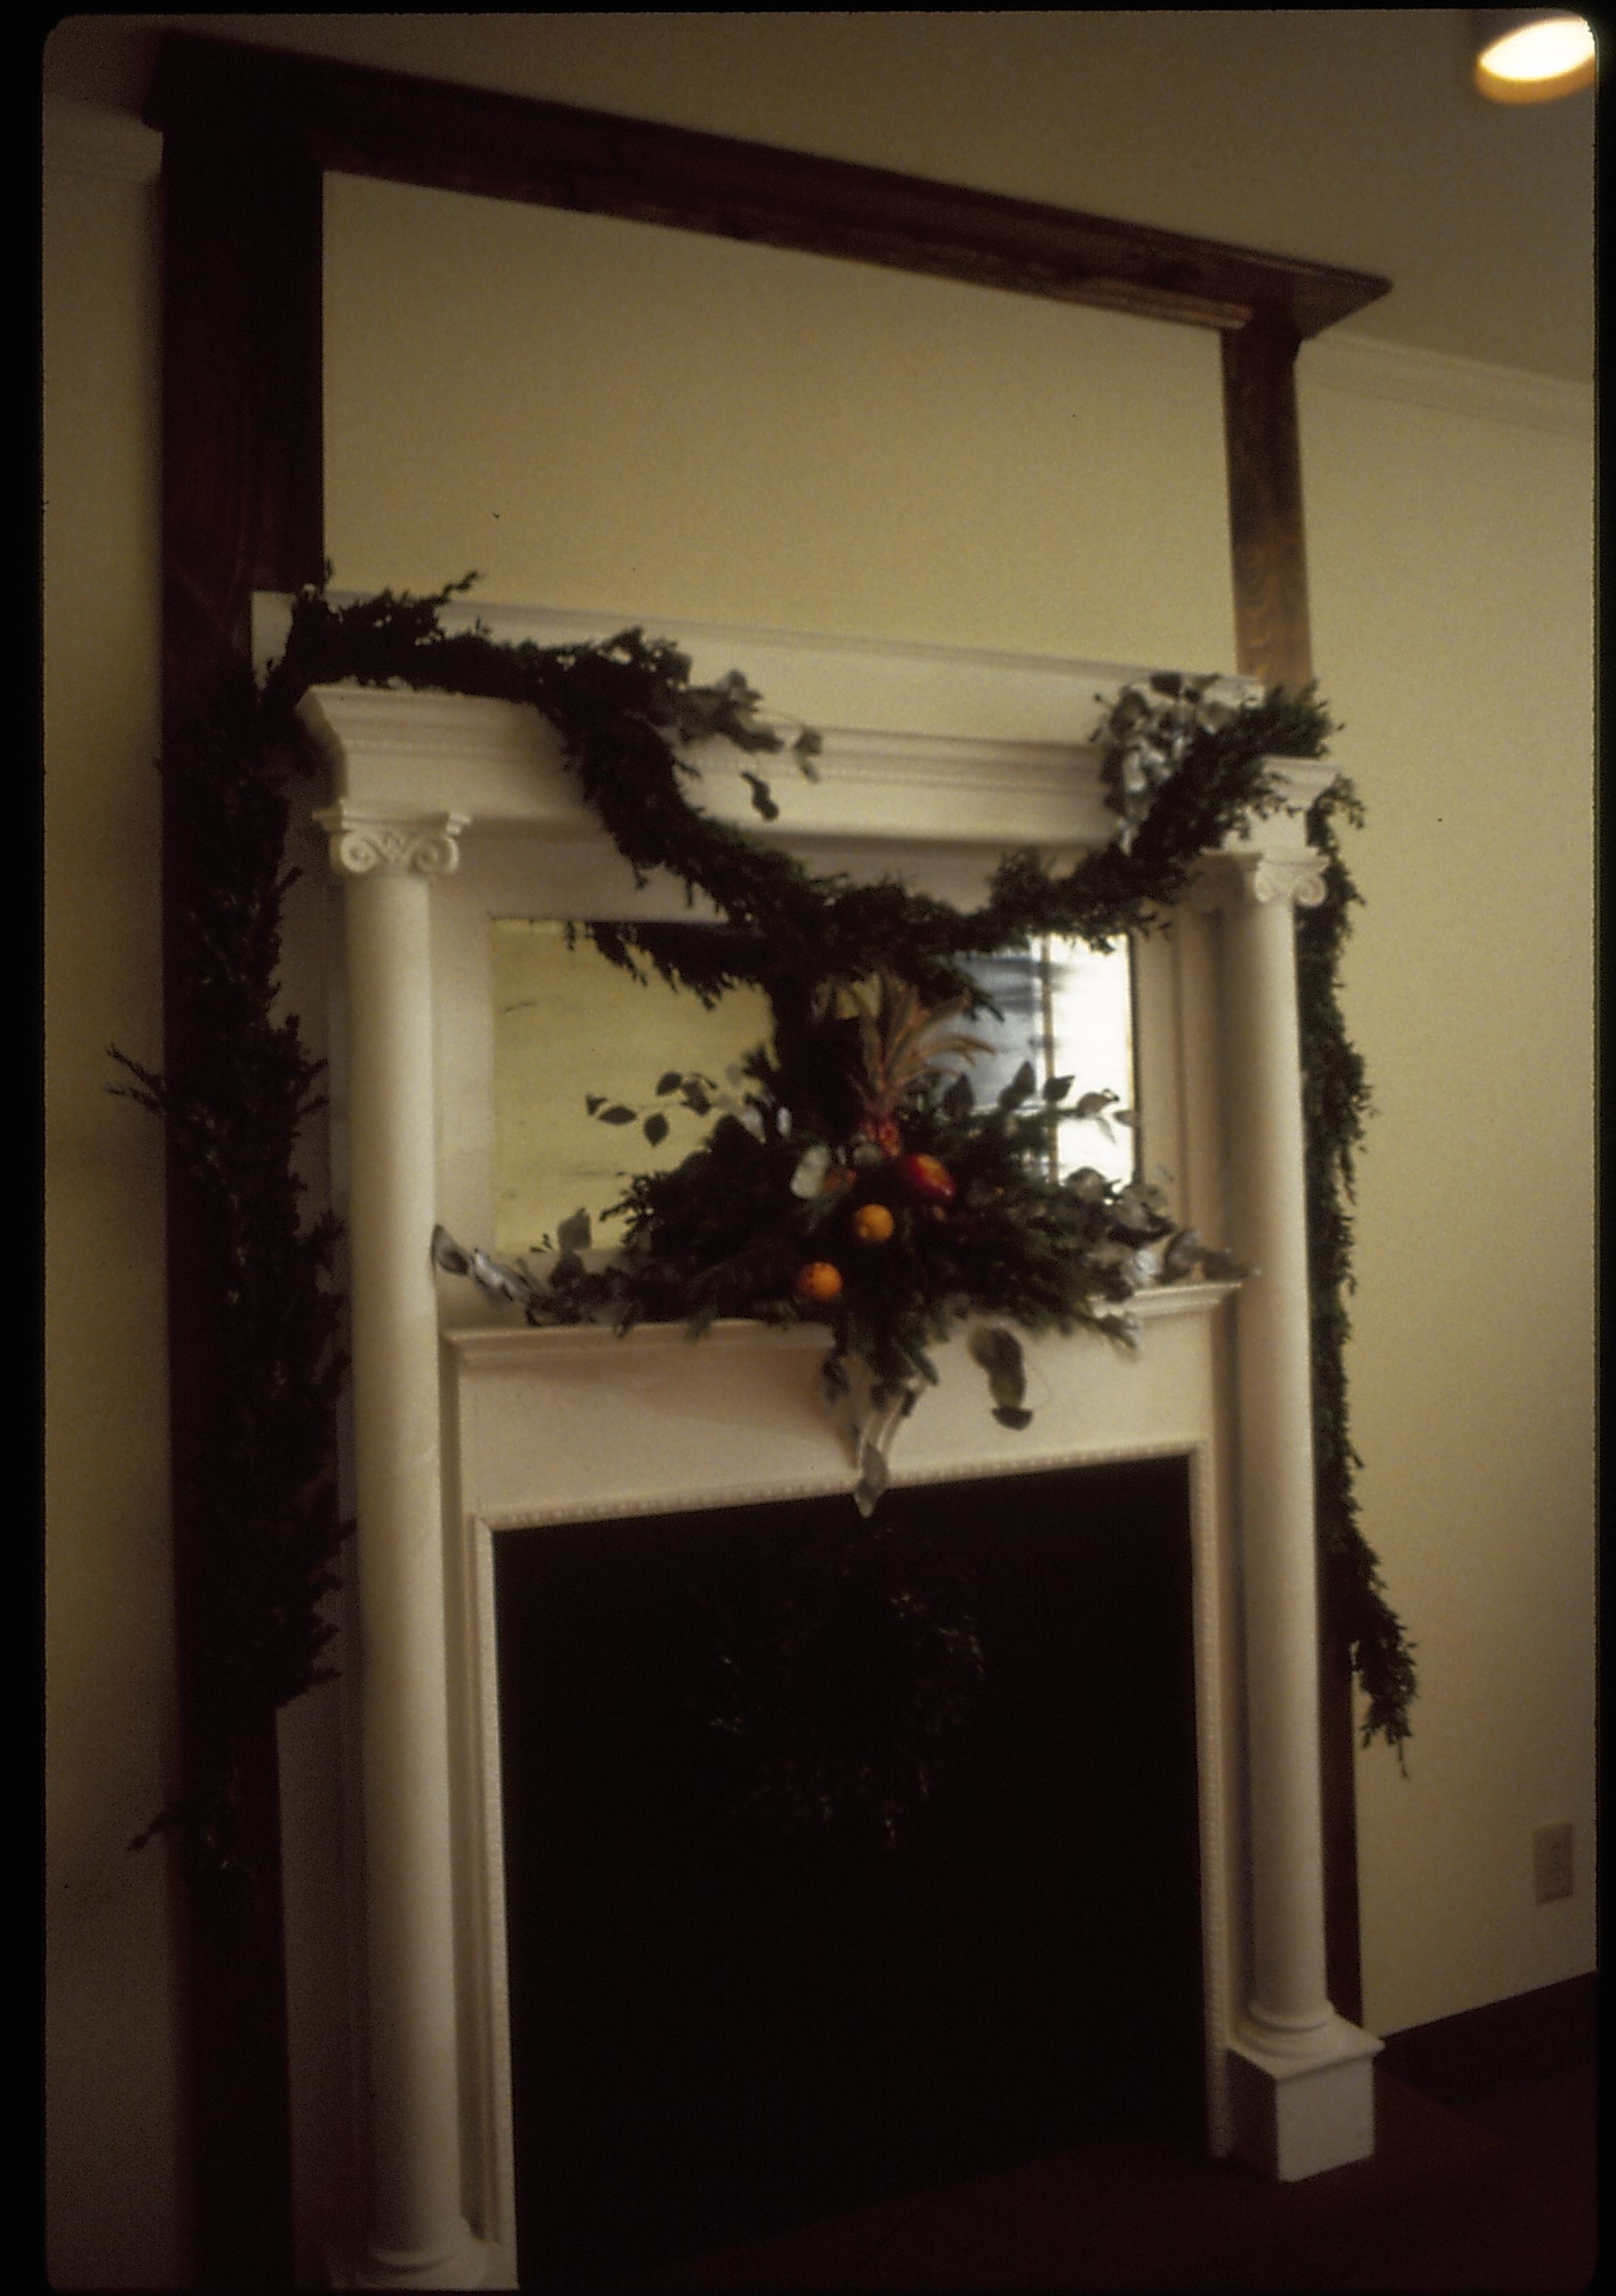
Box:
left=145, top=31, right=1388, bottom=345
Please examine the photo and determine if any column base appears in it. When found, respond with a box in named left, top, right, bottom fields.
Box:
left=1227, top=2014, right=1384, bottom=2182
left=327, top=2222, right=512, bottom=2289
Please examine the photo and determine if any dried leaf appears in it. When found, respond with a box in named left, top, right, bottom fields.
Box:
left=997, top=1061, right=1036, bottom=1112
left=555, top=1209, right=592, bottom=1256
left=741, top=770, right=780, bottom=822
left=970, top=1324, right=1026, bottom=1416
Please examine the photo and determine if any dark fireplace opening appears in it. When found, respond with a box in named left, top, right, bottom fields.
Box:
left=494, top=1454, right=1203, bottom=2287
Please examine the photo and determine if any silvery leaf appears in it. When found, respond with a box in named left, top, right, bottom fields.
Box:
left=854, top=1443, right=890, bottom=1517
left=790, top=1144, right=833, bottom=1198
left=1162, top=1228, right=1204, bottom=1280
left=1199, top=1247, right=1252, bottom=1281
left=468, top=1248, right=532, bottom=1305
left=431, top=1225, right=471, bottom=1276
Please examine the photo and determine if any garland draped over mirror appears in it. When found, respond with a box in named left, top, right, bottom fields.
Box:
left=116, top=580, right=1415, bottom=1879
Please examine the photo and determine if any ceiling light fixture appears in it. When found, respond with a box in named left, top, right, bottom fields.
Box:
left=1471, top=9, right=1597, bottom=101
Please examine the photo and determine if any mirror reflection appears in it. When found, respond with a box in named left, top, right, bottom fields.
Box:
left=492, top=921, right=1134, bottom=1251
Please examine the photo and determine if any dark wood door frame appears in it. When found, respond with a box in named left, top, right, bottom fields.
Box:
left=142, top=31, right=1385, bottom=2278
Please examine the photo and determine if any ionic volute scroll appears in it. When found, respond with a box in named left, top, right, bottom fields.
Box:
left=314, top=805, right=471, bottom=880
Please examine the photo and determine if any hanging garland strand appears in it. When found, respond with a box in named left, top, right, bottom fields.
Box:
left=1298, top=780, right=1417, bottom=1763
left=263, top=580, right=1330, bottom=999
left=119, top=578, right=1414, bottom=1883
left=111, top=656, right=348, bottom=1901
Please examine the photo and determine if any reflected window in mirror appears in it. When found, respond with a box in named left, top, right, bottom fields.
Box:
left=962, top=936, right=1137, bottom=1186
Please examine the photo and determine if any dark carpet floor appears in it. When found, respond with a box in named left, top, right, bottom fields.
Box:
left=615, top=2055, right=1596, bottom=2292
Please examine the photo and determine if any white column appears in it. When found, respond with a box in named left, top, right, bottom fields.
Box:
left=1197, top=770, right=1381, bottom=2181
left=318, top=806, right=490, bottom=2288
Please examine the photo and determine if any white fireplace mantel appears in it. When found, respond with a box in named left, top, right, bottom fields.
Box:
left=285, top=602, right=1381, bottom=2288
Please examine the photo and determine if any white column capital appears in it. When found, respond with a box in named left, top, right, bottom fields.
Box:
left=1189, top=850, right=1329, bottom=915
left=1186, top=755, right=1336, bottom=916
left=314, top=804, right=470, bottom=881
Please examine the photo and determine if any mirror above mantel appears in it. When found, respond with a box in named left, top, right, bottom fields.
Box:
left=276, top=595, right=1380, bottom=2288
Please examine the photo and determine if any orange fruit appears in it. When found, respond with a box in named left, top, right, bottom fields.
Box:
left=851, top=1202, right=895, bottom=1246
left=794, top=1260, right=844, bottom=1305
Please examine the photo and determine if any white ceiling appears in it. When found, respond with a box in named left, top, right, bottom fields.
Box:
left=43, top=11, right=1595, bottom=381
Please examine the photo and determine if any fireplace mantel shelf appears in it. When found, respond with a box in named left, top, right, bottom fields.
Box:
left=444, top=1284, right=1241, bottom=1532
left=446, top=1275, right=1238, bottom=1357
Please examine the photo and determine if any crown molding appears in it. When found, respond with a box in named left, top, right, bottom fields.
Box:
left=43, top=96, right=162, bottom=186
left=1300, top=330, right=1591, bottom=438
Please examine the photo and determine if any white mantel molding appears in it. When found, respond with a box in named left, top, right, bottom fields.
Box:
left=301, top=685, right=1119, bottom=857
left=298, top=613, right=1381, bottom=2284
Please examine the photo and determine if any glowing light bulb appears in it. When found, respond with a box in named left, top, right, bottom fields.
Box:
left=1474, top=11, right=1595, bottom=101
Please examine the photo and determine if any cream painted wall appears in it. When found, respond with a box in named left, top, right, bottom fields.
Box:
left=43, top=146, right=190, bottom=2289
left=43, top=14, right=1593, bottom=2288
left=1297, top=357, right=1595, bottom=2032
left=324, top=174, right=1233, bottom=669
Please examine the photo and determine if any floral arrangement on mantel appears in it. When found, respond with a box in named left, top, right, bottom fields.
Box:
left=116, top=578, right=1415, bottom=1881
left=435, top=978, right=1238, bottom=1516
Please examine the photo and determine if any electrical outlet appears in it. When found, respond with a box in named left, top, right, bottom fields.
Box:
left=1533, top=1822, right=1574, bottom=1903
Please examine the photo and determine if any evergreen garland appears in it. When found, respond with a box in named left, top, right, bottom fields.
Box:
left=113, top=660, right=347, bottom=1900
left=120, top=577, right=1414, bottom=1881
left=1298, top=782, right=1417, bottom=1762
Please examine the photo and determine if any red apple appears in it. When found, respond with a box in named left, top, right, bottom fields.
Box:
left=896, top=1152, right=955, bottom=1206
